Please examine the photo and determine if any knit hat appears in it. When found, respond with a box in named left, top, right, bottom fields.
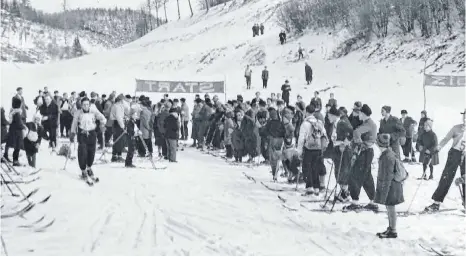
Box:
left=102, top=94, right=107, bottom=98
left=377, top=134, right=390, bottom=148
left=425, top=119, right=433, bottom=129
left=353, top=101, right=362, bottom=110
left=328, top=105, right=339, bottom=116
left=382, top=105, right=391, bottom=113
left=195, top=98, right=203, bottom=104
left=125, top=94, right=132, bottom=100
left=421, top=110, right=427, bottom=116
left=360, top=104, right=372, bottom=116
left=401, top=109, right=408, bottom=115
left=138, top=95, right=146, bottom=102
left=79, top=91, right=86, bottom=98
left=338, top=106, right=348, bottom=116
left=12, top=97, right=22, bottom=109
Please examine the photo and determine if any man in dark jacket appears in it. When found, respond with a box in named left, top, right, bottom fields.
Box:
left=379, top=106, right=406, bottom=159
left=1, top=107, right=9, bottom=145
left=310, top=91, right=322, bottom=112
left=279, top=31, right=286, bottom=44
left=262, top=66, right=269, bottom=89
left=400, top=110, right=417, bottom=162
left=164, top=108, right=180, bottom=162
left=305, top=63, right=313, bottom=85
left=281, top=80, right=291, bottom=107
left=40, top=95, right=59, bottom=149
left=332, top=107, right=353, bottom=202
left=348, top=101, right=363, bottom=130
left=13, top=87, right=28, bottom=121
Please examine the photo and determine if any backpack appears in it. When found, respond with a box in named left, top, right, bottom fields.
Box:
left=304, top=119, right=328, bottom=150
left=394, top=158, right=409, bottom=182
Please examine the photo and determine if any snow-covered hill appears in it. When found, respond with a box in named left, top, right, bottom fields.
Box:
left=1, top=0, right=465, bottom=255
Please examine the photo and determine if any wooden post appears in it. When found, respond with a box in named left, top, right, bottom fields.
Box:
left=422, top=58, right=427, bottom=111
left=224, top=74, right=227, bottom=103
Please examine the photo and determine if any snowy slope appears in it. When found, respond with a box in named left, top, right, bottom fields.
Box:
left=1, top=0, right=465, bottom=255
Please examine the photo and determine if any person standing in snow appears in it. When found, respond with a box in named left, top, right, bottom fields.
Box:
left=332, top=107, right=353, bottom=202
left=328, top=93, right=337, bottom=107
left=180, top=98, right=190, bottom=141
left=298, top=43, right=304, bottom=60
left=415, top=110, right=429, bottom=151
left=70, top=97, right=106, bottom=181
left=379, top=105, right=406, bottom=159
left=310, top=91, right=322, bottom=112
left=3, top=98, right=26, bottom=166
left=346, top=104, right=378, bottom=211
left=261, top=66, right=269, bottom=89
left=260, top=23, right=264, bottom=35
left=417, top=119, right=439, bottom=180
left=191, top=99, right=203, bottom=147
left=60, top=93, right=73, bottom=138
left=281, top=80, right=291, bottom=107
left=40, top=95, right=59, bottom=150
left=400, top=110, right=417, bottom=162
left=103, top=93, right=115, bottom=147
left=224, top=110, right=235, bottom=160
left=110, top=94, right=126, bottom=162
left=164, top=108, right=180, bottom=162
left=1, top=107, right=8, bottom=146
left=264, top=109, right=286, bottom=181
left=297, top=105, right=328, bottom=196
left=24, top=114, right=43, bottom=168
left=12, top=87, right=28, bottom=121
left=424, top=110, right=465, bottom=212
left=139, top=98, right=153, bottom=157
left=349, top=101, right=363, bottom=130
left=123, top=106, right=140, bottom=168
left=374, top=133, right=404, bottom=239
left=305, top=63, right=313, bottom=85
left=245, top=65, right=252, bottom=90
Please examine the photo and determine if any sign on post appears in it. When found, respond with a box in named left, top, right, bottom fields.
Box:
left=424, top=74, right=465, bottom=87
left=135, top=79, right=225, bottom=94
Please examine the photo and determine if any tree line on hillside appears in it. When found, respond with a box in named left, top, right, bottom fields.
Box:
left=0, top=0, right=165, bottom=39
left=277, top=0, right=465, bottom=39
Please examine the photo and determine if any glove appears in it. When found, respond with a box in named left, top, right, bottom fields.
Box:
left=425, top=149, right=430, bottom=154
left=339, top=144, right=346, bottom=152
left=399, top=136, right=406, bottom=146
left=70, top=133, right=76, bottom=143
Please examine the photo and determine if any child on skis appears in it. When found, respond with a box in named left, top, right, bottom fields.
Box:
left=23, top=114, right=43, bottom=168
left=417, top=119, right=439, bottom=180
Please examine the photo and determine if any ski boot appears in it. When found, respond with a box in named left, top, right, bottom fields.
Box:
left=411, top=157, right=417, bottom=163
left=81, top=170, right=94, bottom=186
left=428, top=174, right=433, bottom=180
left=364, top=202, right=379, bottom=212
left=424, top=203, right=440, bottom=213
left=377, top=227, right=397, bottom=239
left=125, top=163, right=136, bottom=168
left=12, top=161, right=22, bottom=167
left=402, top=158, right=410, bottom=163
left=335, top=190, right=350, bottom=202
left=417, top=173, right=427, bottom=180
left=343, top=203, right=362, bottom=211
left=302, top=188, right=314, bottom=196
left=87, top=167, right=99, bottom=183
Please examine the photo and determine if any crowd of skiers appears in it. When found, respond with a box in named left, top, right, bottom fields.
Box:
left=1, top=85, right=464, bottom=237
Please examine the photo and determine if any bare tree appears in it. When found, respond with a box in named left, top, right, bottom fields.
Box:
left=147, top=0, right=153, bottom=30
left=204, top=0, right=209, bottom=12
left=163, top=0, right=168, bottom=22
left=153, top=0, right=161, bottom=26
left=176, top=0, right=181, bottom=19
left=187, top=0, right=194, bottom=17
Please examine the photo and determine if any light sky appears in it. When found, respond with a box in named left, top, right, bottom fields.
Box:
left=30, top=0, right=146, bottom=13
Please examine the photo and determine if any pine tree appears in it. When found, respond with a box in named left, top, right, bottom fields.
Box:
left=72, top=36, right=83, bottom=57
left=11, top=0, right=21, bottom=17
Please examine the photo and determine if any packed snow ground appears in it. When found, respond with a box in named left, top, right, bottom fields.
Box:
left=2, top=141, right=465, bottom=255
left=1, top=0, right=465, bottom=255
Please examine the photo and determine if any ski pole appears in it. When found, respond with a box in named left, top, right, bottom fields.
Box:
left=323, top=160, right=334, bottom=201
left=1, top=235, right=8, bottom=256
left=0, top=173, right=19, bottom=197
left=98, top=131, right=126, bottom=161
left=139, top=134, right=157, bottom=170
left=322, top=150, right=344, bottom=208
left=406, top=157, right=432, bottom=214
left=1, top=158, right=20, bottom=175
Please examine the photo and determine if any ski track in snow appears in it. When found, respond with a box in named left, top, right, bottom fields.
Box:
left=2, top=144, right=465, bottom=255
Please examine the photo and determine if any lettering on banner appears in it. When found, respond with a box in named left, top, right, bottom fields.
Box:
left=184, top=82, right=198, bottom=93
left=199, top=82, right=214, bottom=93
left=158, top=82, right=170, bottom=92
left=173, top=82, right=187, bottom=93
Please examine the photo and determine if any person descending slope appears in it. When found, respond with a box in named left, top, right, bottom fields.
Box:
left=70, top=97, right=106, bottom=185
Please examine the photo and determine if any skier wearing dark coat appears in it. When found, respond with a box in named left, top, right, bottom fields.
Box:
left=39, top=95, right=59, bottom=149
left=416, top=110, right=429, bottom=151
left=305, top=63, right=313, bottom=85
left=164, top=108, right=180, bottom=162
left=310, top=91, right=322, bottom=112
left=23, top=115, right=43, bottom=168
left=70, top=97, right=106, bottom=181
left=417, top=119, right=439, bottom=180
left=281, top=80, right=291, bottom=107
left=379, top=106, right=406, bottom=159
left=400, top=110, right=417, bottom=162
left=4, top=98, right=25, bottom=166
left=348, top=101, right=363, bottom=130
left=374, top=133, right=404, bottom=239
left=1, top=107, right=8, bottom=144
left=264, top=109, right=285, bottom=180
left=261, top=66, right=269, bottom=89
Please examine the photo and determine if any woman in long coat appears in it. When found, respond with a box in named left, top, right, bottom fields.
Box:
left=4, top=98, right=25, bottom=166
left=417, top=119, right=439, bottom=180
left=140, top=101, right=153, bottom=156
left=374, top=134, right=404, bottom=239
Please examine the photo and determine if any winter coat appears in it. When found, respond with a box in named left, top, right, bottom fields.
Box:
left=157, top=109, right=170, bottom=135
left=374, top=148, right=404, bottom=206
left=418, top=130, right=439, bottom=165
left=1, top=107, right=9, bottom=144
left=110, top=102, right=126, bottom=129
left=379, top=115, right=406, bottom=147
left=401, top=116, right=417, bottom=139
left=334, top=116, right=353, bottom=143
left=40, top=102, right=59, bottom=128
left=103, top=100, right=114, bottom=127
left=297, top=115, right=328, bottom=156
left=324, top=114, right=333, bottom=140
left=140, top=107, right=152, bottom=139
left=348, top=112, right=363, bottom=130
left=284, top=122, right=295, bottom=146
left=240, top=115, right=260, bottom=157
left=181, top=103, right=190, bottom=123
left=281, top=83, right=291, bottom=102
left=6, top=110, right=25, bottom=149
left=265, top=120, right=285, bottom=139
left=198, top=105, right=212, bottom=139
left=12, top=94, right=28, bottom=121
left=305, top=64, right=313, bottom=82
left=353, top=118, right=377, bottom=148
left=262, top=69, right=269, bottom=80
left=328, top=98, right=337, bottom=107
left=231, top=128, right=246, bottom=155
left=70, top=108, right=106, bottom=135
left=164, top=114, right=180, bottom=140
left=310, top=97, right=322, bottom=111
left=224, top=117, right=235, bottom=145
left=24, top=122, right=42, bottom=155
left=293, top=110, right=304, bottom=140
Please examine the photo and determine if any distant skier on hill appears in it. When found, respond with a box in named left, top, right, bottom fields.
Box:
left=244, top=65, right=252, bottom=90
left=260, top=23, right=264, bottom=35
left=279, top=31, right=286, bottom=45
left=281, top=80, right=291, bottom=107
left=261, top=66, right=269, bottom=89
left=305, top=63, right=313, bottom=85
left=298, top=43, right=304, bottom=60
